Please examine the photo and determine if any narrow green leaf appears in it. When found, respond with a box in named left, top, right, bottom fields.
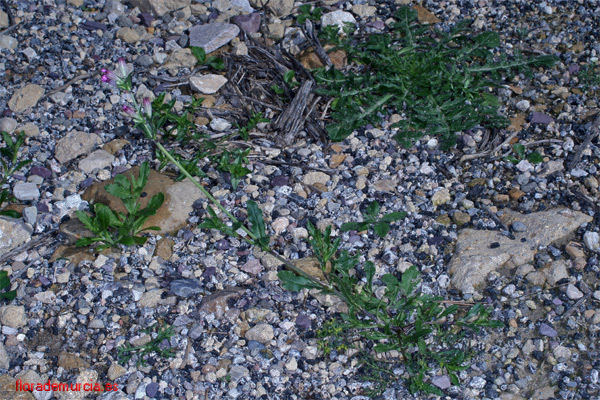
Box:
left=340, top=222, right=369, bottom=232
left=364, top=261, right=375, bottom=292
left=0, top=210, right=21, bottom=218
left=247, top=200, right=269, bottom=247
left=380, top=211, right=407, bottom=222
left=277, top=271, right=322, bottom=291
left=474, top=31, right=500, bottom=48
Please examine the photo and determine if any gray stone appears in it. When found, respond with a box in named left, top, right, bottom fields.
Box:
left=530, top=111, right=553, bottom=124
left=566, top=284, right=584, bottom=300
left=0, top=118, right=17, bottom=133
left=449, top=208, right=592, bottom=294
left=515, top=99, right=530, bottom=112
left=302, top=171, right=329, bottom=186
left=188, top=23, right=240, bottom=54
left=170, top=279, right=203, bottom=298
left=268, top=0, right=293, bottom=17
left=189, top=74, right=228, bottom=94
left=55, top=131, right=101, bottom=164
left=0, top=305, right=26, bottom=328
left=8, top=84, right=45, bottom=113
left=13, top=183, right=40, bottom=201
left=0, top=341, right=9, bottom=369
left=108, top=363, right=127, bottom=380
left=351, top=4, right=377, bottom=18
left=229, top=365, right=250, bottom=382
left=78, top=150, right=115, bottom=173
left=210, top=117, right=231, bottom=132
left=0, top=217, right=32, bottom=256
left=0, top=35, right=17, bottom=50
left=22, top=207, right=37, bottom=225
left=583, top=231, right=599, bottom=252
left=163, top=48, right=197, bottom=76
left=431, top=188, right=451, bottom=207
left=511, top=221, right=527, bottom=232
left=320, top=11, right=356, bottom=32
left=245, top=323, right=274, bottom=344
left=126, top=0, right=191, bottom=17
left=546, top=260, right=569, bottom=286
left=241, top=259, right=262, bottom=274
left=104, top=0, right=126, bottom=14
left=138, top=290, right=163, bottom=307
left=0, top=10, right=8, bottom=28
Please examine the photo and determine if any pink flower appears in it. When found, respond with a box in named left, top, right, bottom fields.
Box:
left=142, top=97, right=152, bottom=117
left=101, top=69, right=118, bottom=86
left=122, top=105, right=136, bottom=117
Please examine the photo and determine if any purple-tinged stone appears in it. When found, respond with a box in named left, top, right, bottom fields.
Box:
left=348, top=234, right=362, bottom=244
left=366, top=20, right=385, bottom=30
left=241, top=259, right=263, bottom=275
left=428, top=236, right=444, bottom=245
left=146, top=382, right=158, bottom=398
left=552, top=298, right=563, bottom=305
left=36, top=203, right=49, bottom=213
left=30, top=166, right=52, bottom=179
left=271, top=175, right=289, bottom=187
left=138, top=12, right=154, bottom=27
left=432, top=375, right=451, bottom=390
left=530, top=111, right=554, bottom=124
left=12, top=174, right=26, bottom=181
left=80, top=20, right=108, bottom=32
left=539, top=323, right=558, bottom=337
left=39, top=276, right=51, bottom=286
left=112, top=165, right=129, bottom=176
left=233, top=12, right=261, bottom=33
left=215, top=239, right=230, bottom=250
left=80, top=177, right=94, bottom=189
left=296, top=314, right=311, bottom=329
left=202, top=267, right=216, bottom=279
left=568, top=64, right=580, bottom=74
left=148, top=37, right=164, bottom=47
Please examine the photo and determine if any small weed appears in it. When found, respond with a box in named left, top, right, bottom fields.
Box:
left=578, top=63, right=600, bottom=91
left=190, top=46, right=225, bottom=71
left=235, top=111, right=269, bottom=142
left=505, top=142, right=543, bottom=164
left=279, top=223, right=503, bottom=396
left=0, top=131, right=32, bottom=218
left=0, top=270, right=17, bottom=302
left=117, top=323, right=175, bottom=367
left=313, top=6, right=557, bottom=148
left=75, top=161, right=164, bottom=251
left=296, top=4, right=322, bottom=25
left=340, top=201, right=406, bottom=238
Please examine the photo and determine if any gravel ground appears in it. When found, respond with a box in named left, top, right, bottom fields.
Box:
left=0, top=0, right=600, bottom=399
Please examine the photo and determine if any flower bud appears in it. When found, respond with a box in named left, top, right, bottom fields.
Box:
left=142, top=97, right=152, bottom=117
left=117, top=58, right=128, bottom=78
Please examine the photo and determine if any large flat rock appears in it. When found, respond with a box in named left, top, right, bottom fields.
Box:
left=449, top=208, right=592, bottom=294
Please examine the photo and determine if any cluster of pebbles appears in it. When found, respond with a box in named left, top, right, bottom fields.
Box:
left=0, top=0, right=600, bottom=399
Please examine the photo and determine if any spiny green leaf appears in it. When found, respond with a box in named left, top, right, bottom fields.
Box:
left=373, top=222, right=391, bottom=238
left=380, top=211, right=407, bottom=222
left=364, top=201, right=380, bottom=219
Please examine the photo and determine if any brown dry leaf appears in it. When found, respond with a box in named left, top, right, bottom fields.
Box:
left=507, top=114, right=526, bottom=132
left=412, top=5, right=441, bottom=24
left=330, top=144, right=343, bottom=153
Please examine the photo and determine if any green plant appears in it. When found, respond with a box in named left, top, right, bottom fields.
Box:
left=75, top=161, right=164, bottom=251
left=0, top=131, right=32, bottom=218
left=313, top=6, right=557, bottom=148
left=297, top=4, right=322, bottom=25
left=0, top=270, right=16, bottom=302
left=279, top=224, right=503, bottom=396
left=190, top=46, right=225, bottom=70
left=117, top=323, right=175, bottom=366
left=579, top=63, right=600, bottom=91
left=341, top=201, right=406, bottom=238
left=100, top=61, right=503, bottom=396
left=505, top=142, right=543, bottom=164
left=235, top=111, right=270, bottom=141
